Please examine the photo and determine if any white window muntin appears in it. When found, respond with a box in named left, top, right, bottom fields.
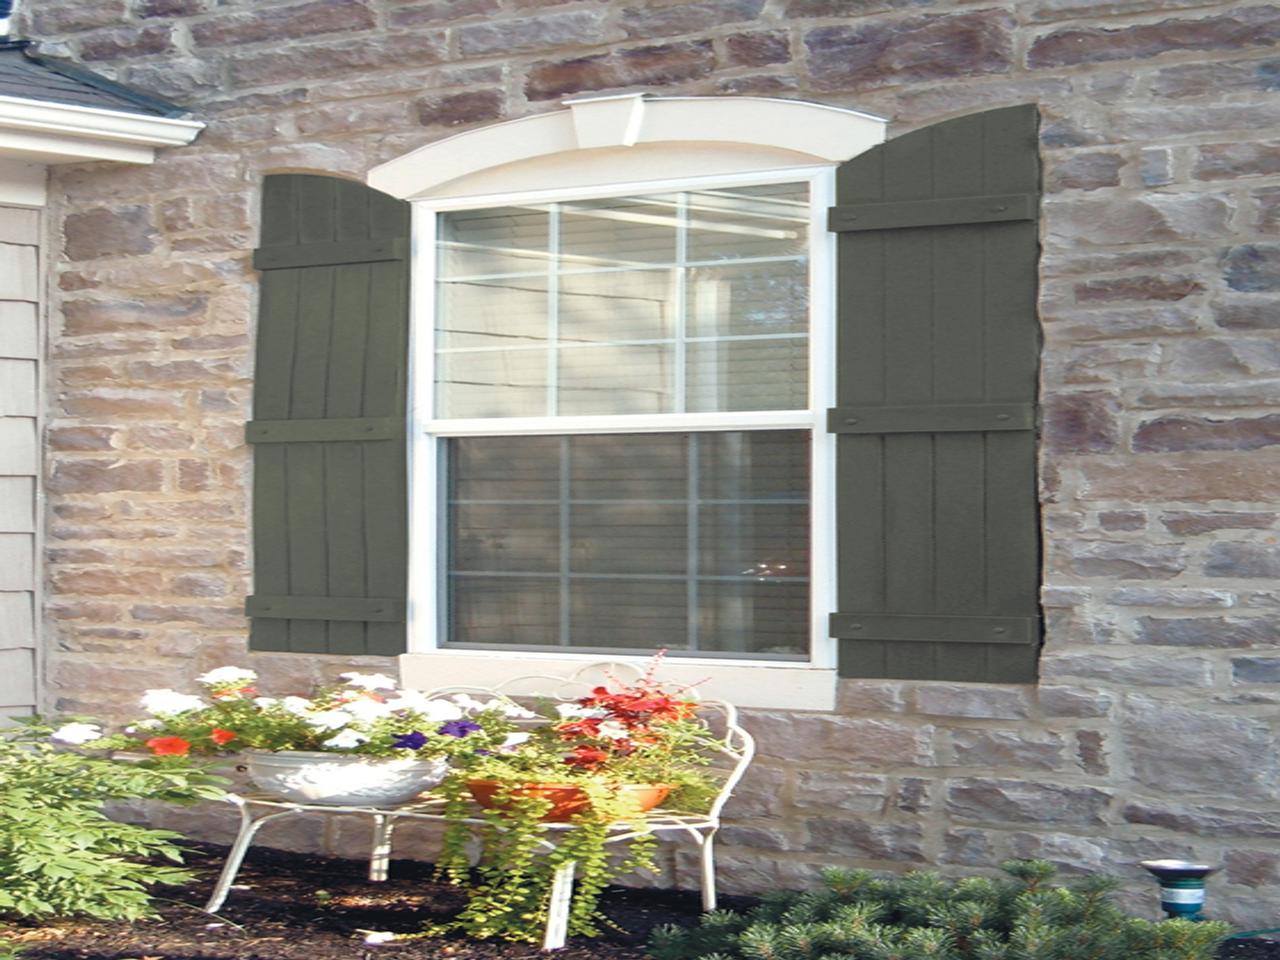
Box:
left=408, top=165, right=836, bottom=670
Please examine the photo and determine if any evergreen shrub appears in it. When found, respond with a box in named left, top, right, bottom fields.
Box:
left=649, top=860, right=1230, bottom=960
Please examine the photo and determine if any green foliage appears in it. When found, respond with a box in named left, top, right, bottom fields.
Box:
left=648, top=860, right=1231, bottom=960
left=0, top=721, right=226, bottom=922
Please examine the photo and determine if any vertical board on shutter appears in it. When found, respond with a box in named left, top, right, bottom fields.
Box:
left=829, top=105, right=1042, bottom=683
left=248, top=174, right=410, bottom=655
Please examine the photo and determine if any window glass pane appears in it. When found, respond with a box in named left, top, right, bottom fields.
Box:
left=443, top=431, right=809, bottom=657
left=435, top=182, right=809, bottom=417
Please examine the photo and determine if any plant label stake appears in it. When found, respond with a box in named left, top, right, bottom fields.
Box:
left=1140, top=860, right=1217, bottom=921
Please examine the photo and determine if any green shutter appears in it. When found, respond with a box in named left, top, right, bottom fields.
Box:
left=247, top=174, right=410, bottom=656
left=829, top=104, right=1042, bottom=683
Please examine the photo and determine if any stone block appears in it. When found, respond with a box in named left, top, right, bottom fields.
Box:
left=48, top=459, right=164, bottom=495
left=835, top=679, right=905, bottom=714
left=51, top=568, right=165, bottom=596
left=1075, top=730, right=1108, bottom=776
left=1027, top=7, right=1280, bottom=69
left=1078, top=456, right=1280, bottom=504
left=190, top=0, right=374, bottom=47
left=1136, top=616, right=1280, bottom=649
left=1122, top=694, right=1278, bottom=800
left=1042, top=305, right=1198, bottom=341
left=390, top=0, right=498, bottom=27
left=1195, top=140, right=1280, bottom=182
left=724, top=30, right=791, bottom=67
left=1215, top=295, right=1280, bottom=330
left=805, top=818, right=925, bottom=862
left=805, top=11, right=1013, bottom=90
left=1074, top=276, right=1203, bottom=304
left=1223, top=244, right=1280, bottom=294
left=1110, top=587, right=1236, bottom=608
left=1046, top=195, right=1232, bottom=246
left=793, top=770, right=889, bottom=815
left=1097, top=511, right=1145, bottom=531
left=726, top=763, right=788, bottom=818
left=1123, top=798, right=1280, bottom=840
left=1041, top=652, right=1212, bottom=688
left=415, top=90, right=504, bottom=128
left=1045, top=151, right=1123, bottom=192
left=940, top=827, right=998, bottom=866
left=1137, top=414, right=1280, bottom=452
left=746, top=711, right=933, bottom=765
left=31, top=1, right=127, bottom=32
left=913, top=684, right=1030, bottom=720
left=1231, top=657, right=1280, bottom=683
left=949, top=730, right=1066, bottom=771
left=946, top=778, right=1112, bottom=826
left=1206, top=542, right=1280, bottom=579
left=456, top=9, right=607, bottom=56
left=78, top=24, right=175, bottom=61
left=1039, top=685, right=1114, bottom=719
left=1007, top=832, right=1106, bottom=873
left=62, top=296, right=208, bottom=335
left=64, top=207, right=158, bottom=261
left=1062, top=541, right=1186, bottom=580
left=1225, top=849, right=1280, bottom=887
left=1042, top=391, right=1120, bottom=454
left=228, top=34, right=447, bottom=88
left=524, top=40, right=716, bottom=101
left=621, top=0, right=765, bottom=40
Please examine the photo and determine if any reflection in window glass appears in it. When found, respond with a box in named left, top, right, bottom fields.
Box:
left=445, top=431, right=810, bottom=657
left=435, top=183, right=809, bottom=418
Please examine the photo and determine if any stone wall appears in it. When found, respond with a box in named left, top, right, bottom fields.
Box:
left=23, top=0, right=1280, bottom=925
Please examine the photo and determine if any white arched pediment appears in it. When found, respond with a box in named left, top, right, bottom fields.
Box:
left=367, top=94, right=886, bottom=201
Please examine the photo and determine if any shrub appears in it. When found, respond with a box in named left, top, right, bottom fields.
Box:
left=0, top=721, right=226, bottom=922
left=648, top=860, right=1231, bottom=960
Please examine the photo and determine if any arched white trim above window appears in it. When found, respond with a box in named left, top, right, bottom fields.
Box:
left=368, top=94, right=886, bottom=201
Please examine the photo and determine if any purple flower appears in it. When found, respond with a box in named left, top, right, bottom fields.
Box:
left=392, top=731, right=428, bottom=750
left=437, top=719, right=482, bottom=738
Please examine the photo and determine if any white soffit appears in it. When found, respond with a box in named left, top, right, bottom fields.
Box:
left=0, top=95, right=204, bottom=166
left=368, top=94, right=887, bottom=201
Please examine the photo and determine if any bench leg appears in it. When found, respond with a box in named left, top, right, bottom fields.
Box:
left=542, top=860, right=576, bottom=951
left=700, top=829, right=718, bottom=912
left=205, top=806, right=283, bottom=913
left=369, top=813, right=396, bottom=882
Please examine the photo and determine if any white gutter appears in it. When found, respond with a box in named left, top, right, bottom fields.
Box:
left=0, top=94, right=204, bottom=165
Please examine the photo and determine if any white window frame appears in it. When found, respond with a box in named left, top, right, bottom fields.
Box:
left=374, top=95, right=887, bottom=710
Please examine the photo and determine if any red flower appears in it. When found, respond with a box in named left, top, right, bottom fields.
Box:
left=210, top=728, right=237, bottom=746
left=145, top=736, right=191, bottom=756
left=211, top=685, right=257, bottom=700
left=564, top=745, right=610, bottom=769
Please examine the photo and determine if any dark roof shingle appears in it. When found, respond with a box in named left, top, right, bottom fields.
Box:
left=0, top=40, right=189, bottom=118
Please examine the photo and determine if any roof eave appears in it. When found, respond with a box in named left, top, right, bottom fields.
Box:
left=0, top=94, right=204, bottom=164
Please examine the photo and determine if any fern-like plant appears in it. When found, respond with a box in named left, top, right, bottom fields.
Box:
left=648, top=860, right=1230, bottom=960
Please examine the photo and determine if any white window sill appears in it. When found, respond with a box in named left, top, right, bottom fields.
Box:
left=398, top=651, right=836, bottom=711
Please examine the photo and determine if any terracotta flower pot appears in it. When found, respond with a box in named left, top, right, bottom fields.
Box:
left=466, top=779, right=672, bottom=822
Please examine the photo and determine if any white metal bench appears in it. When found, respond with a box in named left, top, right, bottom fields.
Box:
left=203, top=662, right=755, bottom=951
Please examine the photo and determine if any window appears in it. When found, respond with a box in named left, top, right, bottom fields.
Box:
left=417, top=175, right=832, bottom=662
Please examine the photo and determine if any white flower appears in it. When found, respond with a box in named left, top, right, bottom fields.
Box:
left=450, top=692, right=490, bottom=713
left=281, top=696, right=314, bottom=715
left=343, top=697, right=395, bottom=723
left=339, top=672, right=398, bottom=691
left=195, top=666, right=258, bottom=686
left=555, top=703, right=606, bottom=719
left=363, top=931, right=397, bottom=945
left=596, top=720, right=631, bottom=740
left=491, top=699, right=538, bottom=719
left=252, top=697, right=279, bottom=708
left=50, top=722, right=102, bottom=745
left=415, top=699, right=465, bottom=722
left=323, top=729, right=368, bottom=750
left=499, top=732, right=531, bottom=752
left=305, top=709, right=354, bottom=731
left=140, top=689, right=207, bottom=716
left=126, top=719, right=162, bottom=733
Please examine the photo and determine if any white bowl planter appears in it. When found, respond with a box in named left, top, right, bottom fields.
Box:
left=243, top=750, right=448, bottom=806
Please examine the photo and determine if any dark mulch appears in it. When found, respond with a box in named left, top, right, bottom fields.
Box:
left=6, top=843, right=732, bottom=960
left=5, top=844, right=1278, bottom=959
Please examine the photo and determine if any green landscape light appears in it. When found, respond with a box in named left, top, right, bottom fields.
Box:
left=1140, top=860, right=1217, bottom=921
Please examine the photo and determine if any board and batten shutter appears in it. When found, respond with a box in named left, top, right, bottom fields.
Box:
left=828, top=104, right=1042, bottom=683
left=247, top=174, right=410, bottom=655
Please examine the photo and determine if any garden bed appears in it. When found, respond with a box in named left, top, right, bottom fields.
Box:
left=5, top=844, right=1276, bottom=959
left=5, top=843, right=729, bottom=960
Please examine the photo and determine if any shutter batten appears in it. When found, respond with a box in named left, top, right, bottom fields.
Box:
left=830, top=104, right=1042, bottom=683
left=248, top=174, right=411, bottom=655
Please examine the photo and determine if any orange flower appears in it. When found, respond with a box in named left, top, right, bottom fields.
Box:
left=210, top=728, right=237, bottom=746
left=145, top=736, right=191, bottom=756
